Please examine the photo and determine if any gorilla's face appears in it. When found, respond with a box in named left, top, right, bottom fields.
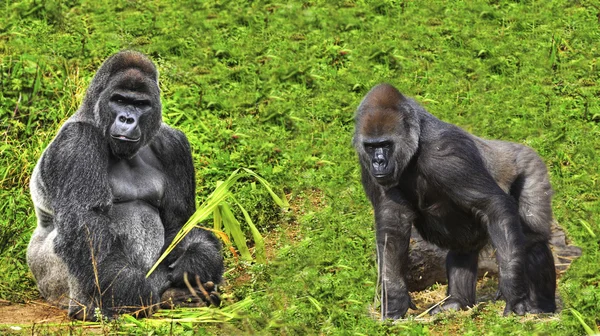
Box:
left=101, top=69, right=162, bottom=159
left=353, top=84, right=421, bottom=189
left=363, top=138, right=397, bottom=186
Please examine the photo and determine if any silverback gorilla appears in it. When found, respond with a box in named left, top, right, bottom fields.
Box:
left=353, top=84, right=556, bottom=319
left=27, top=51, right=223, bottom=320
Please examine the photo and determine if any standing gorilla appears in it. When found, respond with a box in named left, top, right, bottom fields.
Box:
left=353, top=84, right=556, bottom=319
left=27, top=51, right=223, bottom=320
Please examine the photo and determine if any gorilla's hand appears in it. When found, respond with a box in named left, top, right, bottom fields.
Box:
left=383, top=292, right=417, bottom=320
left=160, top=280, right=221, bottom=309
left=167, top=236, right=223, bottom=287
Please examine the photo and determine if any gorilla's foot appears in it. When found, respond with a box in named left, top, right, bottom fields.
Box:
left=70, top=306, right=99, bottom=322
left=70, top=302, right=156, bottom=321
left=503, top=300, right=527, bottom=316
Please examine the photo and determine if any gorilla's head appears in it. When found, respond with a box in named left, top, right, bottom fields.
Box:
left=78, top=51, right=162, bottom=159
left=353, top=83, right=421, bottom=188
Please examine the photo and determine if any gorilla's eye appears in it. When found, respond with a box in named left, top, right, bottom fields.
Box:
left=364, top=141, right=392, bottom=152
left=133, top=100, right=150, bottom=107
left=111, top=95, right=150, bottom=108
left=112, top=95, right=128, bottom=104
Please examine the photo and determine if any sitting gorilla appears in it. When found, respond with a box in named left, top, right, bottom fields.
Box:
left=27, top=51, right=223, bottom=320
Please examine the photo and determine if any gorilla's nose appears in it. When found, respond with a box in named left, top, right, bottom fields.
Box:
left=373, top=153, right=386, bottom=167
left=111, top=113, right=141, bottom=141
left=117, top=113, right=137, bottom=126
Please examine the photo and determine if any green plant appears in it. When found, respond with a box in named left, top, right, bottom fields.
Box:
left=569, top=308, right=600, bottom=336
left=148, top=168, right=288, bottom=277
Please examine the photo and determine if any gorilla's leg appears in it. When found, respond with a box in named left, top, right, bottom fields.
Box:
left=524, top=241, right=556, bottom=313
left=510, top=158, right=556, bottom=313
left=430, top=250, right=478, bottom=315
left=27, top=228, right=70, bottom=308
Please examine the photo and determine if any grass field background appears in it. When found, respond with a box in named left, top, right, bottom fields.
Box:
left=1, top=0, right=599, bottom=334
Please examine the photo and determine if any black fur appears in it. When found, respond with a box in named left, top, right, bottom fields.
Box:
left=27, top=51, right=223, bottom=320
left=353, top=83, right=556, bottom=319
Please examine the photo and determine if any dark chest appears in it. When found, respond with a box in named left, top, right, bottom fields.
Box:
left=107, top=147, right=166, bottom=208
left=396, top=167, right=487, bottom=251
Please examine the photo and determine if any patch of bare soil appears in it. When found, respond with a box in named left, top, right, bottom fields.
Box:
left=369, top=274, right=564, bottom=323
left=0, top=300, right=68, bottom=325
left=409, top=275, right=500, bottom=317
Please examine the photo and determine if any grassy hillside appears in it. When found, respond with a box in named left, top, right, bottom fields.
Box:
left=1, top=0, right=599, bottom=334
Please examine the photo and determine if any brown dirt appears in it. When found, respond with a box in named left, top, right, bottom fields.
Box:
left=0, top=300, right=69, bottom=325
left=262, top=189, right=324, bottom=261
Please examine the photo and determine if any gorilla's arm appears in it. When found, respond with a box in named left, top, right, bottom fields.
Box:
left=41, top=122, right=165, bottom=317
left=152, top=125, right=224, bottom=286
left=361, top=168, right=416, bottom=320
left=420, top=128, right=527, bottom=315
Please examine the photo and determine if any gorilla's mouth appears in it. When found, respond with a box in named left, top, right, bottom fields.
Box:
left=373, top=173, right=396, bottom=186
left=111, top=134, right=141, bottom=142
left=374, top=174, right=393, bottom=181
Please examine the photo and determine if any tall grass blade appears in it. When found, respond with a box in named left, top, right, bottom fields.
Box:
left=213, top=195, right=223, bottom=231
left=233, top=196, right=266, bottom=263
left=147, top=168, right=286, bottom=277
left=307, top=296, right=322, bottom=312
left=242, top=168, right=289, bottom=208
left=219, top=202, right=253, bottom=261
left=578, top=219, right=596, bottom=238
left=569, top=308, right=600, bottom=335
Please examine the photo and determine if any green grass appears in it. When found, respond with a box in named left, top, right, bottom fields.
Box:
left=1, top=0, right=599, bottom=334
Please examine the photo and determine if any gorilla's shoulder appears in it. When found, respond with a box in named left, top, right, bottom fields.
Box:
left=55, top=121, right=103, bottom=140
left=149, top=124, right=192, bottom=159
left=46, top=121, right=106, bottom=157
left=156, top=123, right=187, bottom=139
left=417, top=125, right=483, bottom=172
